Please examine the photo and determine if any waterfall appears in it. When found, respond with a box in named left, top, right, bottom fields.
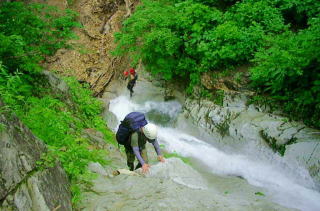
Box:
left=109, top=95, right=320, bottom=211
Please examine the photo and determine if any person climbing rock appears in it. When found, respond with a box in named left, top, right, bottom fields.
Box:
left=126, top=123, right=165, bottom=173
left=124, top=68, right=138, bottom=97
left=116, top=112, right=165, bottom=174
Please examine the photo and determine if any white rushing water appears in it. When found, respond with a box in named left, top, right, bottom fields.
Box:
left=109, top=95, right=320, bottom=211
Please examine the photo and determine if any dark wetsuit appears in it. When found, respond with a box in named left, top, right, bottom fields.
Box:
left=125, top=131, right=161, bottom=171
left=127, top=74, right=138, bottom=97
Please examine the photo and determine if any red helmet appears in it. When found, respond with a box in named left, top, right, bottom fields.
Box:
left=129, top=68, right=135, bottom=74
left=124, top=71, right=129, bottom=76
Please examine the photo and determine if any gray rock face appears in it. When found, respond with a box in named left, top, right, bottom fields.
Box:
left=0, top=101, right=72, bottom=210
left=42, top=70, right=70, bottom=94
left=88, top=162, right=108, bottom=176
left=0, top=102, right=46, bottom=201
left=142, top=158, right=208, bottom=190
left=81, top=158, right=292, bottom=211
left=181, top=92, right=320, bottom=184
left=1, top=165, right=72, bottom=211
left=82, top=128, right=108, bottom=148
left=41, top=71, right=74, bottom=106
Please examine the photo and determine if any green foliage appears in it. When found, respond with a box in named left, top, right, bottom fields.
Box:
left=226, top=0, right=287, bottom=33
left=274, top=0, right=320, bottom=22
left=199, top=20, right=264, bottom=68
left=65, top=77, right=116, bottom=144
left=0, top=74, right=113, bottom=205
left=192, top=0, right=240, bottom=9
left=114, top=0, right=320, bottom=128
left=260, top=131, right=297, bottom=156
left=0, top=123, right=5, bottom=132
left=255, top=191, right=265, bottom=196
left=67, top=0, right=75, bottom=6
left=213, top=90, right=224, bottom=106
left=234, top=72, right=243, bottom=84
left=0, top=2, right=112, bottom=206
left=199, top=88, right=213, bottom=99
left=250, top=16, right=320, bottom=127
left=114, top=0, right=226, bottom=91
left=114, top=0, right=181, bottom=79
left=113, top=0, right=266, bottom=91
left=0, top=2, right=80, bottom=74
left=0, top=63, right=33, bottom=111
left=66, top=78, right=102, bottom=119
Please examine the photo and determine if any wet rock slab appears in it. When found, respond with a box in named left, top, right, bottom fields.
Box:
left=80, top=158, right=292, bottom=211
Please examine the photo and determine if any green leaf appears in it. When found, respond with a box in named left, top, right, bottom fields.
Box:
left=255, top=192, right=265, bottom=196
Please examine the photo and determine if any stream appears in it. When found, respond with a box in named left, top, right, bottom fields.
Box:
left=107, top=77, right=320, bottom=211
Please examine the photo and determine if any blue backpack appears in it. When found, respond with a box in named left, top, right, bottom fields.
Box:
left=116, top=112, right=148, bottom=146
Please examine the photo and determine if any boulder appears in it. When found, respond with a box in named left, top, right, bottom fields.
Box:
left=0, top=102, right=46, bottom=200
left=82, top=128, right=108, bottom=148
left=1, top=165, right=71, bottom=211
left=182, top=92, right=320, bottom=183
left=88, top=162, right=108, bottom=176
left=41, top=71, right=70, bottom=94
left=0, top=101, right=72, bottom=210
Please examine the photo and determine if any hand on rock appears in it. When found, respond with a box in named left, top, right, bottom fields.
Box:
left=158, top=155, right=165, bottom=163
left=142, top=163, right=150, bottom=174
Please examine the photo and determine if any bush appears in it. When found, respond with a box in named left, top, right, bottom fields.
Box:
left=225, top=0, right=287, bottom=33
left=275, top=0, right=320, bottom=20
left=114, top=0, right=248, bottom=91
left=0, top=2, right=113, bottom=205
left=0, top=70, right=114, bottom=204
left=250, top=16, right=320, bottom=127
left=0, top=2, right=80, bottom=74
left=114, top=0, right=280, bottom=91
left=113, top=0, right=181, bottom=79
left=114, top=0, right=320, bottom=128
left=192, top=0, right=240, bottom=9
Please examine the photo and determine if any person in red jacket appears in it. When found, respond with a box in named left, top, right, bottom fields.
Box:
left=124, top=68, right=138, bottom=97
